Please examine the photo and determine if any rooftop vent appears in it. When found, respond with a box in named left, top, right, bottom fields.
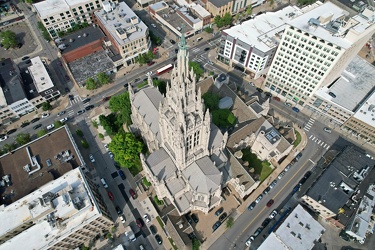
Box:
left=83, top=33, right=87, bottom=37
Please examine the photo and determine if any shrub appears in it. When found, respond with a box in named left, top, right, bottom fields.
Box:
left=154, top=196, right=164, bottom=206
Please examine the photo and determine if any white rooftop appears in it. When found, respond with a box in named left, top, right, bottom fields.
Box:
left=94, top=1, right=148, bottom=46
left=0, top=168, right=103, bottom=250
left=314, top=56, right=375, bottom=112
left=259, top=205, right=325, bottom=250
left=189, top=3, right=210, bottom=18
left=353, top=90, right=375, bottom=128
left=258, top=233, right=288, bottom=250
left=288, top=1, right=374, bottom=49
left=33, top=0, right=93, bottom=19
left=223, top=5, right=303, bottom=52
left=29, top=57, right=54, bottom=93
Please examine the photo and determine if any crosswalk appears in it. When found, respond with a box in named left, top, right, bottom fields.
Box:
left=309, top=134, right=330, bottom=149
left=191, top=48, right=201, bottom=53
left=304, top=118, right=315, bottom=132
left=192, top=57, right=205, bottom=63
left=69, top=95, right=82, bottom=105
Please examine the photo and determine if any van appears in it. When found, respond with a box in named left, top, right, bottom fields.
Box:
left=196, top=37, right=203, bottom=42
left=101, top=178, right=108, bottom=189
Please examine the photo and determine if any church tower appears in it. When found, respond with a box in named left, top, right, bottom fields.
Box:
left=159, top=31, right=211, bottom=170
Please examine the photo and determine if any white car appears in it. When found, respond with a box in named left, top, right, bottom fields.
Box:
left=0, top=135, right=8, bottom=141
left=143, top=214, right=150, bottom=224
left=323, top=127, right=332, bottom=133
left=120, top=215, right=126, bottom=224
left=249, top=82, right=255, bottom=86
left=60, top=117, right=68, bottom=123
left=245, top=236, right=254, bottom=246
left=255, top=194, right=263, bottom=203
left=109, top=151, right=114, bottom=159
left=269, top=210, right=278, bottom=219
left=89, top=154, right=95, bottom=163
left=146, top=71, right=153, bottom=77
left=278, top=171, right=286, bottom=179
left=41, top=113, right=49, bottom=118
left=151, top=23, right=156, bottom=28
left=284, top=164, right=291, bottom=172
left=46, top=124, right=54, bottom=130
left=104, top=144, right=109, bottom=151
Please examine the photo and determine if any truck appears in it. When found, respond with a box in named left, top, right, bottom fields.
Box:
left=124, top=226, right=136, bottom=242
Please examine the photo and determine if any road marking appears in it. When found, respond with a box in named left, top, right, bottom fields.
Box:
left=309, top=135, right=313, bottom=139
left=309, top=159, right=316, bottom=164
left=239, top=158, right=314, bottom=238
left=326, top=146, right=330, bottom=150
left=305, top=124, right=311, bottom=129
left=310, top=136, right=315, bottom=141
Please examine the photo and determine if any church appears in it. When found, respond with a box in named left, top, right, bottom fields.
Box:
left=129, top=34, right=228, bottom=215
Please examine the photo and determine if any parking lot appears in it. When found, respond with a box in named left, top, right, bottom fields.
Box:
left=0, top=20, right=37, bottom=60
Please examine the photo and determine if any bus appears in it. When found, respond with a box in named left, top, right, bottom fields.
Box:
left=156, top=64, right=173, bottom=75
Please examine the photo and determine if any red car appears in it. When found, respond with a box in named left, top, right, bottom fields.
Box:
left=136, top=218, right=143, bottom=228
left=147, top=61, right=155, bottom=66
left=129, top=189, right=137, bottom=199
left=273, top=97, right=281, bottom=102
left=108, top=191, right=114, bottom=201
left=266, top=199, right=274, bottom=207
left=102, top=96, right=111, bottom=102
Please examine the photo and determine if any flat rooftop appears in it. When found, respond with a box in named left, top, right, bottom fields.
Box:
left=0, top=168, right=103, bottom=250
left=95, top=1, right=148, bottom=46
left=223, top=5, right=303, bottom=52
left=259, top=205, right=324, bottom=250
left=288, top=2, right=374, bottom=49
left=0, top=58, right=27, bottom=105
left=306, top=146, right=375, bottom=217
left=60, top=26, right=106, bottom=54
left=69, top=50, right=114, bottom=84
left=353, top=89, right=375, bottom=128
left=314, top=56, right=375, bottom=112
left=0, top=126, right=85, bottom=206
left=33, top=0, right=94, bottom=19
left=28, top=57, right=54, bottom=93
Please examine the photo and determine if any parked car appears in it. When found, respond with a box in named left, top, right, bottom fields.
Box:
left=204, top=47, right=210, bottom=51
left=191, top=213, right=199, bottom=223
left=249, top=82, right=255, bottom=86
left=107, top=191, right=114, bottom=201
left=57, top=111, right=65, bottom=116
left=77, top=110, right=85, bottom=115
left=266, top=199, right=274, bottom=207
left=265, top=92, right=272, bottom=97
left=60, top=117, right=68, bottom=123
left=46, top=124, right=54, bottom=130
left=253, top=227, right=263, bottom=237
left=155, top=234, right=163, bottom=245
left=21, top=56, right=29, bottom=61
left=82, top=98, right=91, bottom=104
left=219, top=212, right=227, bottom=222
left=129, top=189, right=137, bottom=199
left=212, top=221, right=222, bottom=232
left=149, top=225, right=157, bottom=235
left=245, top=236, right=254, bottom=246
left=295, top=152, right=303, bottom=161
left=151, top=23, right=157, bottom=28
left=85, top=105, right=94, bottom=111
left=261, top=218, right=271, bottom=227
left=108, top=151, right=114, bottom=159
left=116, top=206, right=122, bottom=215
left=255, top=194, right=263, bottom=203
left=284, top=164, right=292, bottom=172
left=170, top=39, right=176, bottom=44
left=323, top=127, right=332, bottom=133
left=263, top=187, right=271, bottom=195
left=269, top=209, right=278, bottom=219
left=143, top=214, right=150, bottom=224
left=25, top=59, right=31, bottom=64
left=147, top=61, right=155, bottom=66
left=273, top=96, right=281, bottom=102
left=248, top=201, right=256, bottom=210
left=278, top=171, right=286, bottom=179
left=89, top=154, right=95, bottom=163
left=118, top=170, right=126, bottom=180
left=136, top=218, right=143, bottom=228
left=269, top=180, right=277, bottom=189
left=30, top=117, right=40, bottom=123
left=292, top=107, right=300, bottom=113
left=120, top=215, right=126, bottom=224
left=20, top=121, right=30, bottom=128
left=0, top=135, right=8, bottom=142
left=33, top=124, right=42, bottom=130
left=256, top=87, right=263, bottom=93
left=215, top=207, right=224, bottom=216
left=284, top=102, right=292, bottom=107
left=185, top=214, right=193, bottom=224
left=41, top=113, right=49, bottom=118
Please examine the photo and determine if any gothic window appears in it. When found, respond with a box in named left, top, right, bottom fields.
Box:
left=186, top=134, right=193, bottom=151
left=193, top=131, right=200, bottom=147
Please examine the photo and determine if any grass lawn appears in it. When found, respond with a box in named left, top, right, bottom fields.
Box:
left=294, top=130, right=302, bottom=147
left=242, top=149, right=273, bottom=181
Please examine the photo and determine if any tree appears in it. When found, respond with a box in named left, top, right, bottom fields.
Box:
left=0, top=30, right=18, bottom=49
left=202, top=92, right=220, bottom=111
left=15, top=133, right=31, bottom=146
left=153, top=79, right=166, bottom=95
left=98, top=133, right=104, bottom=139
left=54, top=121, right=64, bottom=129
left=192, top=238, right=201, bottom=250
left=189, top=61, right=204, bottom=80
left=204, top=27, right=213, bottom=33
left=97, top=72, right=111, bottom=85
left=246, top=6, right=252, bottom=15
left=226, top=217, right=234, bottom=228
left=109, top=92, right=132, bottom=125
left=149, top=31, right=162, bottom=45
left=41, top=102, right=52, bottom=111
left=108, top=132, right=143, bottom=169
left=212, top=109, right=236, bottom=128
left=214, top=13, right=232, bottom=28
left=3, top=143, right=16, bottom=153
left=24, top=0, right=34, bottom=3
left=81, top=139, right=89, bottom=148
left=135, top=51, right=155, bottom=65
left=76, top=129, right=83, bottom=137
left=86, top=78, right=98, bottom=90
left=37, top=129, right=48, bottom=137
left=99, top=114, right=121, bottom=136
left=92, top=119, right=99, bottom=128
left=37, top=21, right=51, bottom=41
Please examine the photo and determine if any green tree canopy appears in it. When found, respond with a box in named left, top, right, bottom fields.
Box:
left=109, top=132, right=143, bottom=169
left=37, top=22, right=51, bottom=41
left=109, top=92, right=132, bottom=125
left=99, top=113, right=121, bottom=136
left=246, top=6, right=252, bottom=15
left=188, top=61, right=204, bottom=80
left=81, top=139, right=89, bottom=148
left=37, top=129, right=48, bottom=137
left=15, top=133, right=31, bottom=146
left=204, top=27, right=213, bottom=33
left=212, top=109, right=236, bottom=128
left=153, top=79, right=166, bottom=95
left=226, top=217, right=234, bottom=228
left=192, top=238, right=201, bottom=250
left=86, top=78, right=98, bottom=90
left=3, top=143, right=16, bottom=153
left=149, top=31, right=162, bottom=45
left=54, top=121, right=64, bottom=129
left=97, top=72, right=110, bottom=85
left=76, top=129, right=83, bottom=137
left=0, top=30, right=17, bottom=49
left=41, top=102, right=52, bottom=111
left=135, top=51, right=155, bottom=65
left=214, top=13, right=232, bottom=28
left=202, top=92, right=220, bottom=111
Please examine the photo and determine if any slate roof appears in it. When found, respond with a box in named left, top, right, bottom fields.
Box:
left=146, top=148, right=177, bottom=181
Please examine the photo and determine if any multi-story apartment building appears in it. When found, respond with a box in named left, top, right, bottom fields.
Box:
left=218, top=5, right=302, bottom=79
left=206, top=0, right=233, bottom=17
left=264, top=2, right=375, bottom=107
left=33, top=0, right=104, bottom=38
left=231, top=0, right=263, bottom=14
left=94, top=1, right=150, bottom=67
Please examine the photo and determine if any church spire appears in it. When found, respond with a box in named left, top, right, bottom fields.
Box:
left=178, top=24, right=187, bottom=51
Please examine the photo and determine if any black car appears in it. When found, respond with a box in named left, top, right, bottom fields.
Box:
left=263, top=186, right=271, bottom=195
left=212, top=221, right=222, bottom=232
left=185, top=214, right=193, bottom=224
left=21, top=56, right=29, bottom=61
left=114, top=163, right=121, bottom=170
left=149, top=225, right=157, bottom=235
left=77, top=110, right=85, bottom=115
left=82, top=98, right=91, bottom=104
left=17, top=43, right=23, bottom=48
left=85, top=105, right=94, bottom=111
left=204, top=47, right=210, bottom=51
left=20, top=121, right=30, bottom=128
left=215, top=207, right=224, bottom=216
left=339, top=230, right=350, bottom=242
left=261, top=218, right=271, bottom=227
left=175, top=48, right=178, bottom=53
left=25, top=59, right=31, bottom=64
left=123, top=83, right=129, bottom=88
left=295, top=152, right=303, bottom=161
left=248, top=201, right=256, bottom=211
left=116, top=206, right=122, bottom=215
left=253, top=227, right=263, bottom=237
left=134, top=78, right=140, bottom=82
left=172, top=57, right=177, bottom=61
left=170, top=39, right=176, bottom=44
left=68, top=95, right=74, bottom=100
left=6, top=129, right=17, bottom=135
left=33, top=124, right=42, bottom=130
left=265, top=92, right=272, bottom=97
left=65, top=87, right=70, bottom=93
left=155, top=234, right=163, bottom=245
left=256, top=88, right=263, bottom=93
left=118, top=170, right=126, bottom=180
left=219, top=212, right=227, bottom=222
left=191, top=213, right=199, bottom=223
